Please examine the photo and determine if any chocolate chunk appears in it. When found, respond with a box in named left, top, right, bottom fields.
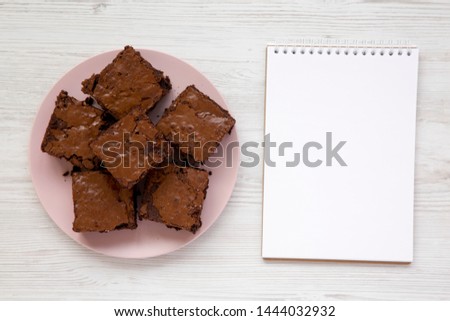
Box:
left=72, top=171, right=136, bottom=232
left=41, top=90, right=110, bottom=170
left=82, top=45, right=171, bottom=119
left=157, top=85, right=235, bottom=163
left=90, top=108, right=168, bottom=189
left=139, top=164, right=209, bottom=234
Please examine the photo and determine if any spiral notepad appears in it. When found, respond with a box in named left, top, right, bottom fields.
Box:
left=262, top=43, right=419, bottom=262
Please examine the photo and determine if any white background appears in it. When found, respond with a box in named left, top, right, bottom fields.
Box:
left=0, top=0, right=449, bottom=300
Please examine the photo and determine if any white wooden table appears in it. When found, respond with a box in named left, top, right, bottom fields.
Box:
left=1, top=0, right=449, bottom=300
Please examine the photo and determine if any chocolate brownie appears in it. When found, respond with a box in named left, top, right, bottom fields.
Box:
left=41, top=90, right=110, bottom=170
left=139, top=164, right=209, bottom=234
left=72, top=171, right=136, bottom=232
left=82, top=46, right=171, bottom=119
left=90, top=108, right=168, bottom=189
left=156, top=85, right=235, bottom=163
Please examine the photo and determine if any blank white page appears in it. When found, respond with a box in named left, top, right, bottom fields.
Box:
left=262, top=45, right=418, bottom=262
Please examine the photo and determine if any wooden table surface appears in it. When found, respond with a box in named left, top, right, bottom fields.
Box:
left=1, top=0, right=449, bottom=300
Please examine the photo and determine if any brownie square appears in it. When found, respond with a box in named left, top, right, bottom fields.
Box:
left=90, top=108, right=168, bottom=189
left=72, top=171, right=136, bottom=232
left=41, top=90, right=110, bottom=170
left=139, top=164, right=209, bottom=234
left=156, top=85, right=235, bottom=163
left=82, top=46, right=171, bottom=119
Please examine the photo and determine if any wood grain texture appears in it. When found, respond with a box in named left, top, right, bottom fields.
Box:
left=1, top=0, right=449, bottom=300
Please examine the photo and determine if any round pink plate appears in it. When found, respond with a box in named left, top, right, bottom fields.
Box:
left=29, top=49, right=239, bottom=258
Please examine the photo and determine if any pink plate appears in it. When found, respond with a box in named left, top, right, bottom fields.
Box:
left=29, top=49, right=239, bottom=258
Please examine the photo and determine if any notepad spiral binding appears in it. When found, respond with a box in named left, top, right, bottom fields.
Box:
left=270, top=40, right=416, bottom=57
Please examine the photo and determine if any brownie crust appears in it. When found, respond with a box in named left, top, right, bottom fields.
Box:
left=72, top=171, right=136, bottom=232
left=82, top=46, right=171, bottom=119
left=90, top=108, right=168, bottom=189
left=41, top=90, right=109, bottom=170
left=156, top=85, right=235, bottom=163
left=139, top=164, right=209, bottom=234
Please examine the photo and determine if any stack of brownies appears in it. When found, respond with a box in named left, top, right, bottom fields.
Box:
left=41, top=46, right=235, bottom=234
